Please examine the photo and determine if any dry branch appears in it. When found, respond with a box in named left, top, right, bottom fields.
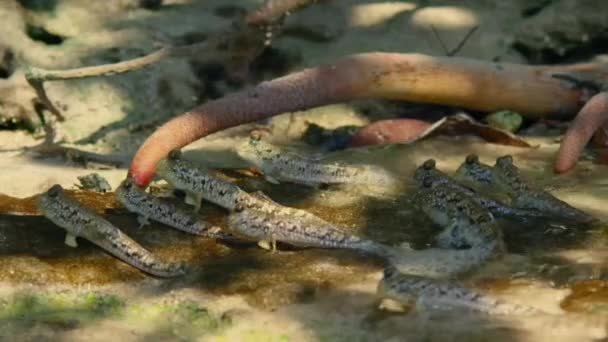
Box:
left=19, top=0, right=314, bottom=122
left=8, top=0, right=320, bottom=164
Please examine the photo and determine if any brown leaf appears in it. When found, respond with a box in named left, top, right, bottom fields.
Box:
left=349, top=113, right=533, bottom=148
left=433, top=113, right=533, bottom=148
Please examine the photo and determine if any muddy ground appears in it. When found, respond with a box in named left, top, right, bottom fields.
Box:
left=1, top=0, right=608, bottom=341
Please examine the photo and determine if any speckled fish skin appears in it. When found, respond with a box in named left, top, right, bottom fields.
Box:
left=38, top=184, right=186, bottom=278
left=115, top=177, right=226, bottom=238
left=413, top=178, right=504, bottom=251
left=392, top=172, right=505, bottom=278
left=378, top=266, right=540, bottom=315
left=156, top=149, right=392, bottom=256
left=457, top=155, right=594, bottom=223
left=237, top=138, right=398, bottom=187
left=387, top=244, right=499, bottom=279
left=155, top=150, right=341, bottom=217
left=493, top=156, right=593, bottom=223
left=453, top=154, right=494, bottom=186
left=415, top=158, right=546, bottom=220
left=227, top=205, right=392, bottom=257
left=156, top=150, right=249, bottom=211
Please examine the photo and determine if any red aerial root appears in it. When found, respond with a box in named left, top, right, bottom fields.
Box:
left=130, top=52, right=593, bottom=186
left=554, top=92, right=608, bottom=173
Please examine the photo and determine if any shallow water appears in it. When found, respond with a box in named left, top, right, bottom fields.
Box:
left=1, top=148, right=608, bottom=340
left=2, top=0, right=608, bottom=338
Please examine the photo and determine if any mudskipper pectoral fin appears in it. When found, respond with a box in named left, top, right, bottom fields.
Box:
left=378, top=298, right=412, bottom=313
left=258, top=240, right=272, bottom=250
left=137, top=215, right=150, bottom=228
left=64, top=233, right=78, bottom=248
left=264, top=175, right=281, bottom=184
left=185, top=192, right=203, bottom=212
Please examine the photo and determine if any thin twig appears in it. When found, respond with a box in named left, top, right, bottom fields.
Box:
left=26, top=143, right=130, bottom=167
left=27, top=79, right=64, bottom=121
left=20, top=29, right=262, bottom=121
left=23, top=48, right=170, bottom=122
left=24, top=48, right=170, bottom=82
left=430, top=25, right=450, bottom=56
left=15, top=0, right=318, bottom=162
left=448, top=26, right=478, bottom=57
left=429, top=25, right=479, bottom=57
left=20, top=0, right=318, bottom=121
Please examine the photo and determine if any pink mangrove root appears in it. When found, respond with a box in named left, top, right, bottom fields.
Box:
left=130, top=52, right=606, bottom=186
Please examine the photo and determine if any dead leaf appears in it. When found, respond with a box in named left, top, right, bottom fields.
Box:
left=348, top=113, right=533, bottom=148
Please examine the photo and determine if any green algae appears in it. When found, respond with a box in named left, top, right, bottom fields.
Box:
left=0, top=290, right=230, bottom=339
left=0, top=291, right=124, bottom=325
left=123, top=299, right=223, bottom=328
left=121, top=298, right=230, bottom=340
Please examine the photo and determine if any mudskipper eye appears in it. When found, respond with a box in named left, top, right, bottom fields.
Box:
left=168, top=149, right=182, bottom=160
left=48, top=184, right=63, bottom=198
left=496, top=155, right=513, bottom=167
left=465, top=154, right=479, bottom=164
left=383, top=267, right=396, bottom=278
left=122, top=178, right=133, bottom=189
left=422, top=159, right=436, bottom=169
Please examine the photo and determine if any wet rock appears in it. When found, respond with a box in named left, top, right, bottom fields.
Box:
left=520, top=0, right=554, bottom=18
left=213, top=5, right=247, bottom=19
left=514, top=0, right=608, bottom=63
left=282, top=1, right=345, bottom=42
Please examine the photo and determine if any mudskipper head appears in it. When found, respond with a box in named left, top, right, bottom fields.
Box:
left=120, top=177, right=135, bottom=190
left=495, top=155, right=514, bottom=170
left=236, top=132, right=276, bottom=166
left=455, top=154, right=477, bottom=181
left=465, top=154, right=479, bottom=165
left=116, top=176, right=140, bottom=202
left=168, top=149, right=182, bottom=160
left=47, top=184, right=63, bottom=197
left=156, top=149, right=182, bottom=183
left=235, top=137, right=257, bottom=163
left=38, top=184, right=64, bottom=212
left=413, top=159, right=438, bottom=186
left=156, top=149, right=208, bottom=190
left=454, top=154, right=493, bottom=185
